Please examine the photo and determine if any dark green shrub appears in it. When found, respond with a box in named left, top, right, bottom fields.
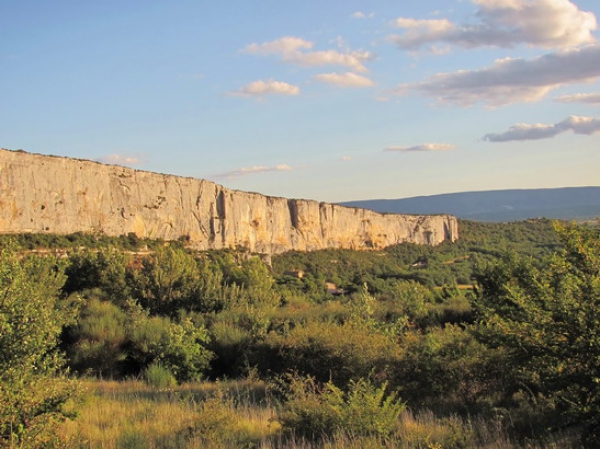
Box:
left=67, top=294, right=128, bottom=378
left=208, top=320, right=252, bottom=378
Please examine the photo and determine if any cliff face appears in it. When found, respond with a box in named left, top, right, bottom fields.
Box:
left=0, top=149, right=458, bottom=254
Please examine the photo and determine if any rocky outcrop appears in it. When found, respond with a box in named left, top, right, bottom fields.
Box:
left=0, top=149, right=458, bottom=254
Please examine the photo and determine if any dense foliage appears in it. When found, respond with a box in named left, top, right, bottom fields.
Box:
left=474, top=223, right=600, bottom=444
left=3, top=218, right=599, bottom=447
left=0, top=244, right=78, bottom=446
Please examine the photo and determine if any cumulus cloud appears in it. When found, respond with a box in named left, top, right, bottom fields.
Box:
left=483, top=115, right=600, bottom=141
left=384, top=143, right=455, bottom=152
left=555, top=92, right=600, bottom=105
left=243, top=36, right=374, bottom=72
left=214, top=164, right=293, bottom=179
left=97, top=153, right=145, bottom=166
left=229, top=79, right=300, bottom=98
left=314, top=72, right=374, bottom=87
left=392, top=44, right=600, bottom=106
left=390, top=0, right=597, bottom=50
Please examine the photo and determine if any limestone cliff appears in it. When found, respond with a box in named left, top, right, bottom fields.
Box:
left=0, top=149, right=458, bottom=254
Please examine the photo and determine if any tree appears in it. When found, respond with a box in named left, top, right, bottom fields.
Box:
left=63, top=248, right=131, bottom=304
left=130, top=246, right=202, bottom=315
left=473, top=223, right=600, bottom=445
left=0, top=243, right=78, bottom=446
left=66, top=294, right=128, bottom=378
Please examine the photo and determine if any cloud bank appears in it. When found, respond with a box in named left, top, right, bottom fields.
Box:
left=483, top=115, right=600, bottom=141
left=390, top=0, right=597, bottom=51
left=393, top=44, right=600, bottom=106
left=384, top=143, right=455, bottom=153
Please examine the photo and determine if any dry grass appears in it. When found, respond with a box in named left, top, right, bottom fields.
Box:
left=58, top=379, right=581, bottom=449
left=59, top=378, right=278, bottom=448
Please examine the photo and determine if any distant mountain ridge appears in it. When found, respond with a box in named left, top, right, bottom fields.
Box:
left=340, top=187, right=600, bottom=222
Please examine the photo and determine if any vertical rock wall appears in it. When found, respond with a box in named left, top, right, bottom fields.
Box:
left=0, top=149, right=458, bottom=254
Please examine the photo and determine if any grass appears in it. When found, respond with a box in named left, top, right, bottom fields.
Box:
left=59, top=378, right=278, bottom=448
left=58, top=379, right=582, bottom=449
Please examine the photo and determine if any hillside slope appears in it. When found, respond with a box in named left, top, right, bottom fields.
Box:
left=340, top=187, right=600, bottom=222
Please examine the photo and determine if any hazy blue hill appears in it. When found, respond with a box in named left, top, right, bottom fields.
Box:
left=340, top=187, right=600, bottom=222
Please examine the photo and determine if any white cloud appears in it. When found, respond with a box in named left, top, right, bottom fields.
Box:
left=214, top=164, right=293, bottom=178
left=284, top=49, right=373, bottom=73
left=384, top=143, right=455, bottom=152
left=351, top=11, right=374, bottom=19
left=392, top=44, right=600, bottom=107
left=390, top=18, right=455, bottom=50
left=483, top=115, right=600, bottom=141
left=242, top=36, right=374, bottom=72
left=390, top=0, right=597, bottom=50
left=555, top=92, right=600, bottom=105
left=229, top=79, right=300, bottom=98
left=341, top=155, right=352, bottom=161
left=314, top=72, right=374, bottom=87
left=243, top=36, right=313, bottom=55
left=97, top=153, right=145, bottom=166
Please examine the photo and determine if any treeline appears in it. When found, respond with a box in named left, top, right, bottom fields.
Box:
left=2, top=219, right=600, bottom=447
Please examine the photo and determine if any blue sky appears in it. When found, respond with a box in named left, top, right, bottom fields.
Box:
left=1, top=0, right=599, bottom=202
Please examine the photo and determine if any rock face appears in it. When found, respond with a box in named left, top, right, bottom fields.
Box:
left=0, top=149, right=458, bottom=254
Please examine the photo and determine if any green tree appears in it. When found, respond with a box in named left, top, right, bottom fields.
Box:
left=66, top=294, right=128, bottom=378
left=63, top=248, right=131, bottom=303
left=0, top=244, right=78, bottom=446
left=130, top=246, right=201, bottom=315
left=473, top=223, right=600, bottom=445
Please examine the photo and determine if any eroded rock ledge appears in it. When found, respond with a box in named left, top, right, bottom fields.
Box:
left=0, top=149, right=458, bottom=254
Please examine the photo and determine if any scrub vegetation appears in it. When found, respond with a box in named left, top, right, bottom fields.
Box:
left=1, top=218, right=599, bottom=447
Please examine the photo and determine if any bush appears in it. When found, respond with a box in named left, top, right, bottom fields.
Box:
left=256, top=320, right=400, bottom=385
left=278, top=375, right=405, bottom=441
left=128, top=313, right=213, bottom=382
left=392, top=325, right=494, bottom=412
left=207, top=320, right=252, bottom=378
left=144, top=363, right=177, bottom=389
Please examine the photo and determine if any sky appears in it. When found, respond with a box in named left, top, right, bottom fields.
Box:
left=1, top=0, right=599, bottom=203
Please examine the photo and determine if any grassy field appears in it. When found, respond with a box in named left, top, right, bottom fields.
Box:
left=57, top=379, right=580, bottom=449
